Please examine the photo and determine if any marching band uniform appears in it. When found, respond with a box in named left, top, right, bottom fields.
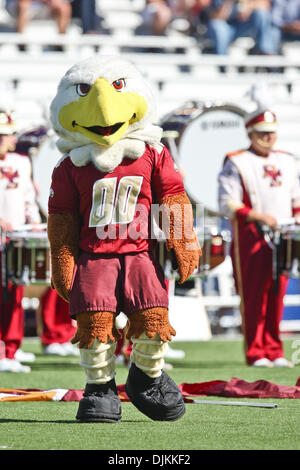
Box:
left=0, top=107, right=41, bottom=373
left=218, top=108, right=300, bottom=367
left=39, top=287, right=78, bottom=356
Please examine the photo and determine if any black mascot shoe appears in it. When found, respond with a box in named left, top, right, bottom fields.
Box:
left=125, top=363, right=185, bottom=421
left=76, top=379, right=122, bottom=423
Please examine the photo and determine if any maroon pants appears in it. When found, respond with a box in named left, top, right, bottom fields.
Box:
left=0, top=245, right=76, bottom=357
left=69, top=251, right=169, bottom=318
left=115, top=279, right=170, bottom=357
left=0, top=282, right=24, bottom=359
left=231, top=219, right=288, bottom=365
left=40, top=287, right=76, bottom=345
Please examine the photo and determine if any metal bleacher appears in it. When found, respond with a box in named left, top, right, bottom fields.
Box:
left=0, top=0, right=299, bottom=156
left=0, top=0, right=299, bottom=145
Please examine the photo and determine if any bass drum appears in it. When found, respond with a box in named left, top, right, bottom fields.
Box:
left=30, top=130, right=62, bottom=217
left=160, top=102, right=250, bottom=214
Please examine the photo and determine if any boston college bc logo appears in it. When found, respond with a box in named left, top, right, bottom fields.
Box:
left=0, top=167, right=19, bottom=189
left=263, top=164, right=282, bottom=187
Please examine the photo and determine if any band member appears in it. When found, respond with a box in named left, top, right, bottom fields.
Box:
left=0, top=105, right=41, bottom=373
left=218, top=107, right=300, bottom=367
left=39, top=287, right=78, bottom=356
left=15, top=126, right=79, bottom=357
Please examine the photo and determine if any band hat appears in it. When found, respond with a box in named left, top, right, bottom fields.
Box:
left=245, top=109, right=277, bottom=133
left=0, top=109, right=16, bottom=135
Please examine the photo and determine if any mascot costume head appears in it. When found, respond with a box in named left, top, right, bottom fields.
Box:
left=48, top=56, right=201, bottom=423
left=50, top=56, right=161, bottom=173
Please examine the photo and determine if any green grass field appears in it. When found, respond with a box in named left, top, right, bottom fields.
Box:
left=0, top=336, right=299, bottom=451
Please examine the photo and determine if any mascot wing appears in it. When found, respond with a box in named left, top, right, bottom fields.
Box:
left=160, top=192, right=201, bottom=283
left=48, top=212, right=80, bottom=302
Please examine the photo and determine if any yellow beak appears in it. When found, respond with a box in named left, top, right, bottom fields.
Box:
left=58, top=78, right=147, bottom=146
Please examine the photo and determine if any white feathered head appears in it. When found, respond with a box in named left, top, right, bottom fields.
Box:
left=50, top=56, right=162, bottom=172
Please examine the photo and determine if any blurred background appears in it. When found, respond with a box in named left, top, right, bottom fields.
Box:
left=0, top=0, right=299, bottom=343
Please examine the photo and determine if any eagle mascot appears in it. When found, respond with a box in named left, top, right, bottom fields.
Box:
left=48, top=56, right=201, bottom=423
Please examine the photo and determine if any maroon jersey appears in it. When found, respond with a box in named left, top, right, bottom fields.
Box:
left=48, top=144, right=184, bottom=254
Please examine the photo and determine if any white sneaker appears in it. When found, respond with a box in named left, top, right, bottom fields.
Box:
left=43, top=342, right=79, bottom=356
left=15, top=349, right=36, bottom=363
left=61, top=342, right=80, bottom=356
left=273, top=357, right=294, bottom=368
left=115, top=354, right=125, bottom=364
left=0, top=358, right=31, bottom=373
left=251, top=358, right=274, bottom=368
left=43, top=343, right=68, bottom=356
left=165, top=346, right=185, bottom=360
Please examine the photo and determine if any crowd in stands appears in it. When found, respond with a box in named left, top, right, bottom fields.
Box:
left=138, top=0, right=300, bottom=55
left=3, top=0, right=105, bottom=35
left=1, top=0, right=300, bottom=55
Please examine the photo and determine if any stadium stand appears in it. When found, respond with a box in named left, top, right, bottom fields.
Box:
left=0, top=0, right=299, bottom=161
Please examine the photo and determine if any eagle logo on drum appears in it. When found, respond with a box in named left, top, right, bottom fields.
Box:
left=263, top=164, right=282, bottom=187
left=0, top=167, right=19, bottom=189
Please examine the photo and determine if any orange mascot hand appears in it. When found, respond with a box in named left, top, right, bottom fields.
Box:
left=160, top=192, right=201, bottom=284
left=47, top=212, right=80, bottom=302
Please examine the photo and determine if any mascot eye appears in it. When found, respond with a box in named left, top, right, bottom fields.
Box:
left=112, top=79, right=126, bottom=91
left=76, top=83, right=91, bottom=96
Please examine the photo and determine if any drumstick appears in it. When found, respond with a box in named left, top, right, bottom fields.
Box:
left=192, top=399, right=278, bottom=408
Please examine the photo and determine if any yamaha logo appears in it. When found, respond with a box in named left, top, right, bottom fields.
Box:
left=201, top=119, right=241, bottom=131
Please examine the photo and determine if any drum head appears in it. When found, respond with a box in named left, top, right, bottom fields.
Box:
left=175, top=104, right=249, bottom=213
left=31, top=133, right=62, bottom=216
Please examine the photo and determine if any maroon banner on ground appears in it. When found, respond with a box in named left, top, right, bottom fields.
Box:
left=178, top=377, right=300, bottom=400
left=1, top=377, right=300, bottom=402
